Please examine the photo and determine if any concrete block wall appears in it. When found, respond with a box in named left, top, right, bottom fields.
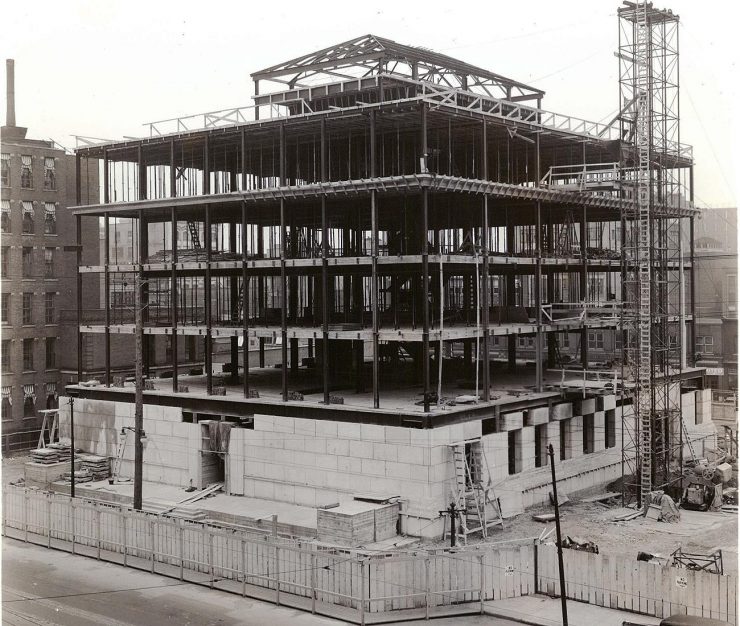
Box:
left=237, top=414, right=484, bottom=528
left=551, top=402, right=573, bottom=420
left=570, top=416, right=584, bottom=458
left=526, top=406, right=549, bottom=426
left=57, top=397, right=197, bottom=488
left=500, top=411, right=524, bottom=431
left=695, top=388, right=712, bottom=425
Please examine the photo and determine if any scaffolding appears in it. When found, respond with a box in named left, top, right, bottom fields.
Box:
left=618, top=1, right=687, bottom=507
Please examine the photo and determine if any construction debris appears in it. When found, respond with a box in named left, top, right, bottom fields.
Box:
left=559, top=535, right=599, bottom=554
left=78, top=454, right=110, bottom=481
left=672, top=547, right=724, bottom=575
left=532, top=513, right=557, bottom=523
left=29, top=448, right=60, bottom=464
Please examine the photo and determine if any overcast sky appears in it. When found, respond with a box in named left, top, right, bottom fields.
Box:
left=2, top=0, right=737, bottom=207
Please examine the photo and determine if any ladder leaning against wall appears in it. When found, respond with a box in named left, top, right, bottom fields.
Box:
left=447, top=439, right=504, bottom=544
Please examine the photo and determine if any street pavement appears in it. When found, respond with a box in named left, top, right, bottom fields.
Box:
left=1, top=538, right=522, bottom=625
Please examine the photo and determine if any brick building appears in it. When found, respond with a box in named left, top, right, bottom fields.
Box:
left=1, top=59, right=99, bottom=442
left=692, top=207, right=738, bottom=390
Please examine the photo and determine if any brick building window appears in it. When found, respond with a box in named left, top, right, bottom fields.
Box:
left=728, top=274, right=737, bottom=316
left=20, top=155, right=33, bottom=189
left=1, top=200, right=9, bottom=233
left=22, top=247, right=33, bottom=278
left=1, top=340, right=10, bottom=372
left=1, top=295, right=8, bottom=324
left=45, top=382, right=58, bottom=409
left=23, top=384, right=36, bottom=418
left=23, top=339, right=34, bottom=370
left=1, top=386, right=11, bottom=418
left=22, top=202, right=35, bottom=234
left=696, top=336, right=714, bottom=356
left=1, top=153, right=9, bottom=186
left=1, top=247, right=8, bottom=278
left=43, top=157, right=56, bottom=190
left=45, top=292, right=56, bottom=324
left=22, top=292, right=32, bottom=324
left=45, top=337, right=56, bottom=369
left=588, top=331, right=604, bottom=350
left=44, top=248, right=55, bottom=278
left=44, top=203, right=56, bottom=234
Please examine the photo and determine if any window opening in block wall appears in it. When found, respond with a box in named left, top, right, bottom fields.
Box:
left=605, top=409, right=616, bottom=448
left=482, top=416, right=496, bottom=436
left=534, top=423, right=547, bottom=468
left=583, top=414, right=594, bottom=454
left=507, top=430, right=520, bottom=475
left=559, top=419, right=571, bottom=460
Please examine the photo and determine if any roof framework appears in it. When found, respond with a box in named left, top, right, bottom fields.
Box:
left=251, top=34, right=544, bottom=103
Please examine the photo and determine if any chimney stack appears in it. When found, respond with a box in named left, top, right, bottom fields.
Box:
left=6, top=59, right=16, bottom=127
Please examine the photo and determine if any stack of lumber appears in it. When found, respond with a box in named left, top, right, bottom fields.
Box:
left=79, top=454, right=110, bottom=481
left=30, top=448, right=60, bottom=464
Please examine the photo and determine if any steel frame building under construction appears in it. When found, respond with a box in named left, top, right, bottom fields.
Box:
left=64, top=3, right=711, bottom=539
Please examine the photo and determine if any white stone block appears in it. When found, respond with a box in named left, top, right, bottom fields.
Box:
left=304, top=437, right=327, bottom=455
left=294, top=418, right=316, bottom=437
left=316, top=420, right=338, bottom=438
left=315, top=454, right=338, bottom=471
left=273, top=416, right=295, bottom=434
left=602, top=394, right=617, bottom=411
left=518, top=426, right=536, bottom=472
left=409, top=464, right=430, bottom=482
left=349, top=439, right=374, bottom=459
left=361, top=458, right=386, bottom=476
left=404, top=446, right=424, bottom=466
left=462, top=420, right=482, bottom=440
left=576, top=398, right=596, bottom=415
left=263, top=463, right=285, bottom=481
left=326, top=439, right=349, bottom=456
left=408, top=428, right=430, bottom=445
left=360, top=423, right=386, bottom=442
left=337, top=456, right=363, bottom=474
left=385, top=461, right=412, bottom=480
left=526, top=407, right=549, bottom=426
left=254, top=414, right=274, bottom=431
left=500, top=411, right=524, bottom=431
left=373, top=442, right=398, bottom=462
left=273, top=482, right=295, bottom=503
left=551, top=403, right=573, bottom=420
left=337, top=421, right=362, bottom=439
left=385, top=426, right=411, bottom=445
left=254, top=480, right=275, bottom=500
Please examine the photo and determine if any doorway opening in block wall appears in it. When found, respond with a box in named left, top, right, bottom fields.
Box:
left=534, top=424, right=547, bottom=468
left=605, top=410, right=616, bottom=448
left=200, top=421, right=227, bottom=489
left=583, top=414, right=595, bottom=454
left=464, top=441, right=481, bottom=485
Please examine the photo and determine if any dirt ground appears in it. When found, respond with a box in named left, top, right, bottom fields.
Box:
left=438, top=484, right=739, bottom=575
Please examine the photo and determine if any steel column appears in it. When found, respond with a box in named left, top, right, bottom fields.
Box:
left=171, top=206, right=179, bottom=391
left=421, top=103, right=430, bottom=412
left=242, top=201, right=249, bottom=398
left=370, top=110, right=380, bottom=408
left=205, top=205, right=212, bottom=395
left=481, top=120, right=491, bottom=401
left=279, top=123, right=288, bottom=401
left=104, top=212, right=111, bottom=386
left=321, top=118, right=330, bottom=404
left=76, top=155, right=82, bottom=381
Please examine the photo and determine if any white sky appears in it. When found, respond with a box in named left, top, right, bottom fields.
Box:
left=2, top=0, right=737, bottom=207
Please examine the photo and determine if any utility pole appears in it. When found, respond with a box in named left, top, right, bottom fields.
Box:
left=69, top=396, right=75, bottom=498
left=548, top=443, right=568, bottom=626
left=133, top=273, right=144, bottom=511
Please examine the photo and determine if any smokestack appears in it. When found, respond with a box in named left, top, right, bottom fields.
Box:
left=6, top=59, right=15, bottom=127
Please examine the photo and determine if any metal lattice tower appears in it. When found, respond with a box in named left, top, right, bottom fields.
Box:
left=618, top=1, right=686, bottom=508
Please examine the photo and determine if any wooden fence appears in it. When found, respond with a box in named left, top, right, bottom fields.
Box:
left=538, top=545, right=737, bottom=625
left=1, top=487, right=534, bottom=623
left=3, top=487, right=734, bottom=624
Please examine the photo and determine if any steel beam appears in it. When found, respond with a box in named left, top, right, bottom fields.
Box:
left=370, top=110, right=380, bottom=409
left=321, top=118, right=330, bottom=404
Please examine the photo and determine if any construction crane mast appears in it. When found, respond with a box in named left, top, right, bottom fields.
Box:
left=618, top=1, right=687, bottom=508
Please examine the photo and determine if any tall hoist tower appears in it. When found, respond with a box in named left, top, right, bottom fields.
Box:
left=618, top=1, right=686, bottom=508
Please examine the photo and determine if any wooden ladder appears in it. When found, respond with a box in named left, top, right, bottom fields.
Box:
left=111, top=431, right=130, bottom=482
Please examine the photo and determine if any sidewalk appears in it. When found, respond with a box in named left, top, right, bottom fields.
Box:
left=485, top=594, right=661, bottom=626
